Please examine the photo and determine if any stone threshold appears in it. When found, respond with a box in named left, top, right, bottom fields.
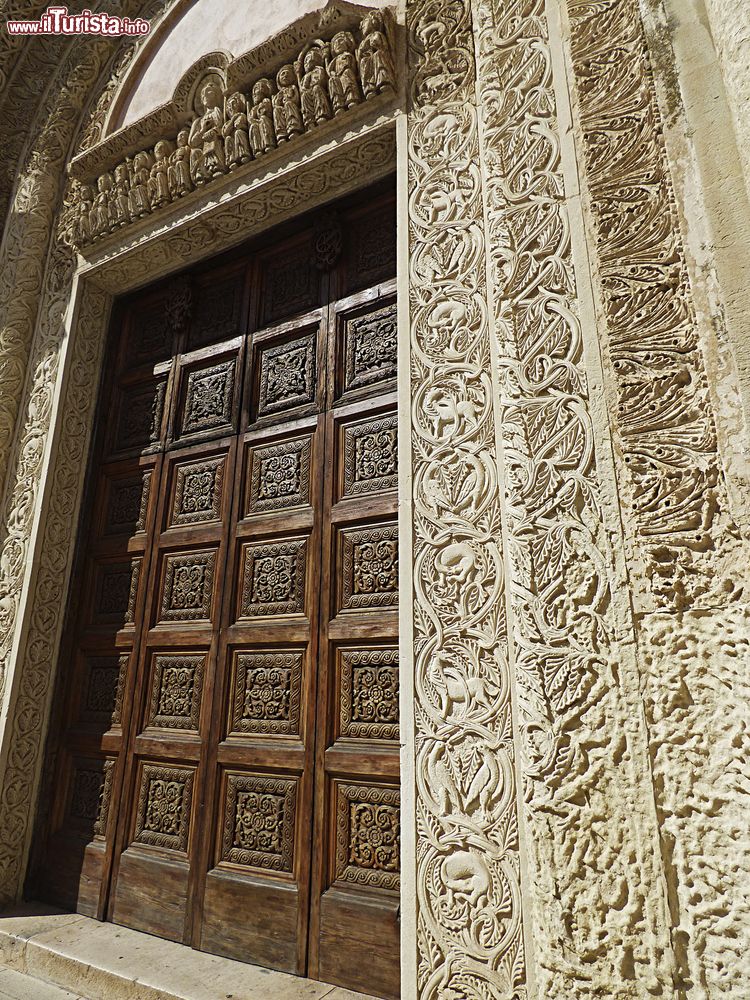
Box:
left=0, top=903, right=378, bottom=1000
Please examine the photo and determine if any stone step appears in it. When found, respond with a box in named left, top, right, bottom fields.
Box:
left=0, top=905, right=379, bottom=1000
left=0, top=966, right=84, bottom=1000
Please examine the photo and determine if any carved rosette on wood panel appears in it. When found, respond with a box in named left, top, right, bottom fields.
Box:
left=339, top=647, right=399, bottom=741
left=334, top=783, right=400, bottom=891
left=220, top=772, right=296, bottom=872
left=247, top=437, right=312, bottom=513
left=67, top=758, right=114, bottom=839
left=230, top=650, right=303, bottom=736
left=134, top=763, right=195, bottom=852
left=170, top=456, right=225, bottom=527
left=405, top=1, right=526, bottom=994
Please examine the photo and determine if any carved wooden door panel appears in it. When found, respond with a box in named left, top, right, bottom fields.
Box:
left=33, top=186, right=399, bottom=1000
left=197, top=229, right=328, bottom=973
left=108, top=257, right=249, bottom=940
left=308, top=283, right=400, bottom=999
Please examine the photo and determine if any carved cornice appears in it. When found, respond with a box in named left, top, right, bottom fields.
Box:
left=64, top=3, right=398, bottom=251
left=83, top=119, right=396, bottom=291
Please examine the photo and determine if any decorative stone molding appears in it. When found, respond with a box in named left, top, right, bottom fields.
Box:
left=80, top=121, right=397, bottom=292
left=63, top=3, right=397, bottom=251
left=564, top=0, right=750, bottom=994
left=404, top=1, right=526, bottom=994
left=566, top=0, right=748, bottom=613
left=469, top=0, right=678, bottom=994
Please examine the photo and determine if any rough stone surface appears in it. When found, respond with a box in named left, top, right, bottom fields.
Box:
left=703, top=0, right=750, bottom=203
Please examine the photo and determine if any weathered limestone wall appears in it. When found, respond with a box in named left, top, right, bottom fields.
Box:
left=558, top=0, right=750, bottom=996
left=702, top=0, right=750, bottom=202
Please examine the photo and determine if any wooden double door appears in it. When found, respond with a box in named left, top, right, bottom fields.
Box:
left=34, top=187, right=400, bottom=999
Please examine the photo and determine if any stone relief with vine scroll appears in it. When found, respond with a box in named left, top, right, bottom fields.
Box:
left=405, top=1, right=526, bottom=994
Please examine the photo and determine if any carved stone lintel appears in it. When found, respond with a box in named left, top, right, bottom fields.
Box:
left=66, top=6, right=398, bottom=251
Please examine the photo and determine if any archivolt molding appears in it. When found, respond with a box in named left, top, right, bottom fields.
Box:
left=0, top=11, right=162, bottom=699
left=405, top=2, right=526, bottom=995
left=566, top=0, right=747, bottom=614
left=471, top=0, right=676, bottom=994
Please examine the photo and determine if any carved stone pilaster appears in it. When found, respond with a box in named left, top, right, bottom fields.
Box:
left=565, top=0, right=750, bottom=994
left=467, top=0, right=680, bottom=994
left=404, top=2, right=526, bottom=995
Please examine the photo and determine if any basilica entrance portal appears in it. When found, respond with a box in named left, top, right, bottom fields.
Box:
left=33, top=182, right=400, bottom=1000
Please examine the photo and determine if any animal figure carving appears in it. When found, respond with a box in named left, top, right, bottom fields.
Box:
left=424, top=388, right=478, bottom=438
left=442, top=851, right=491, bottom=910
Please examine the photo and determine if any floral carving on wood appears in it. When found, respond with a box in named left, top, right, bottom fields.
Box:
left=180, top=359, right=236, bottom=437
left=257, top=334, right=317, bottom=416
left=104, top=471, right=151, bottom=535
left=220, top=772, right=296, bottom=872
left=230, top=650, right=303, bottom=736
left=334, top=783, right=400, bottom=891
left=340, top=524, right=398, bottom=610
left=343, top=414, right=398, bottom=498
left=170, top=456, right=225, bottom=527
left=68, top=758, right=114, bottom=840
left=339, top=647, right=399, bottom=741
left=134, top=763, right=194, bottom=852
left=239, top=539, right=307, bottom=618
left=344, top=301, right=397, bottom=393
left=247, top=437, right=312, bottom=514
left=159, top=550, right=216, bottom=622
left=81, top=653, right=127, bottom=727
left=146, top=653, right=205, bottom=730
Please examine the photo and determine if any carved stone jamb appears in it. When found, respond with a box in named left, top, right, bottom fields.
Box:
left=561, top=0, right=748, bottom=616
left=559, top=0, right=750, bottom=994
left=466, top=0, right=681, bottom=994
left=402, top=2, right=527, bottom=995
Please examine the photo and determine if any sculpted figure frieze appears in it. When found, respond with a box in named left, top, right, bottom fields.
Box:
left=65, top=7, right=397, bottom=251
left=168, top=129, right=193, bottom=198
left=223, top=92, right=251, bottom=170
left=188, top=77, right=227, bottom=185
